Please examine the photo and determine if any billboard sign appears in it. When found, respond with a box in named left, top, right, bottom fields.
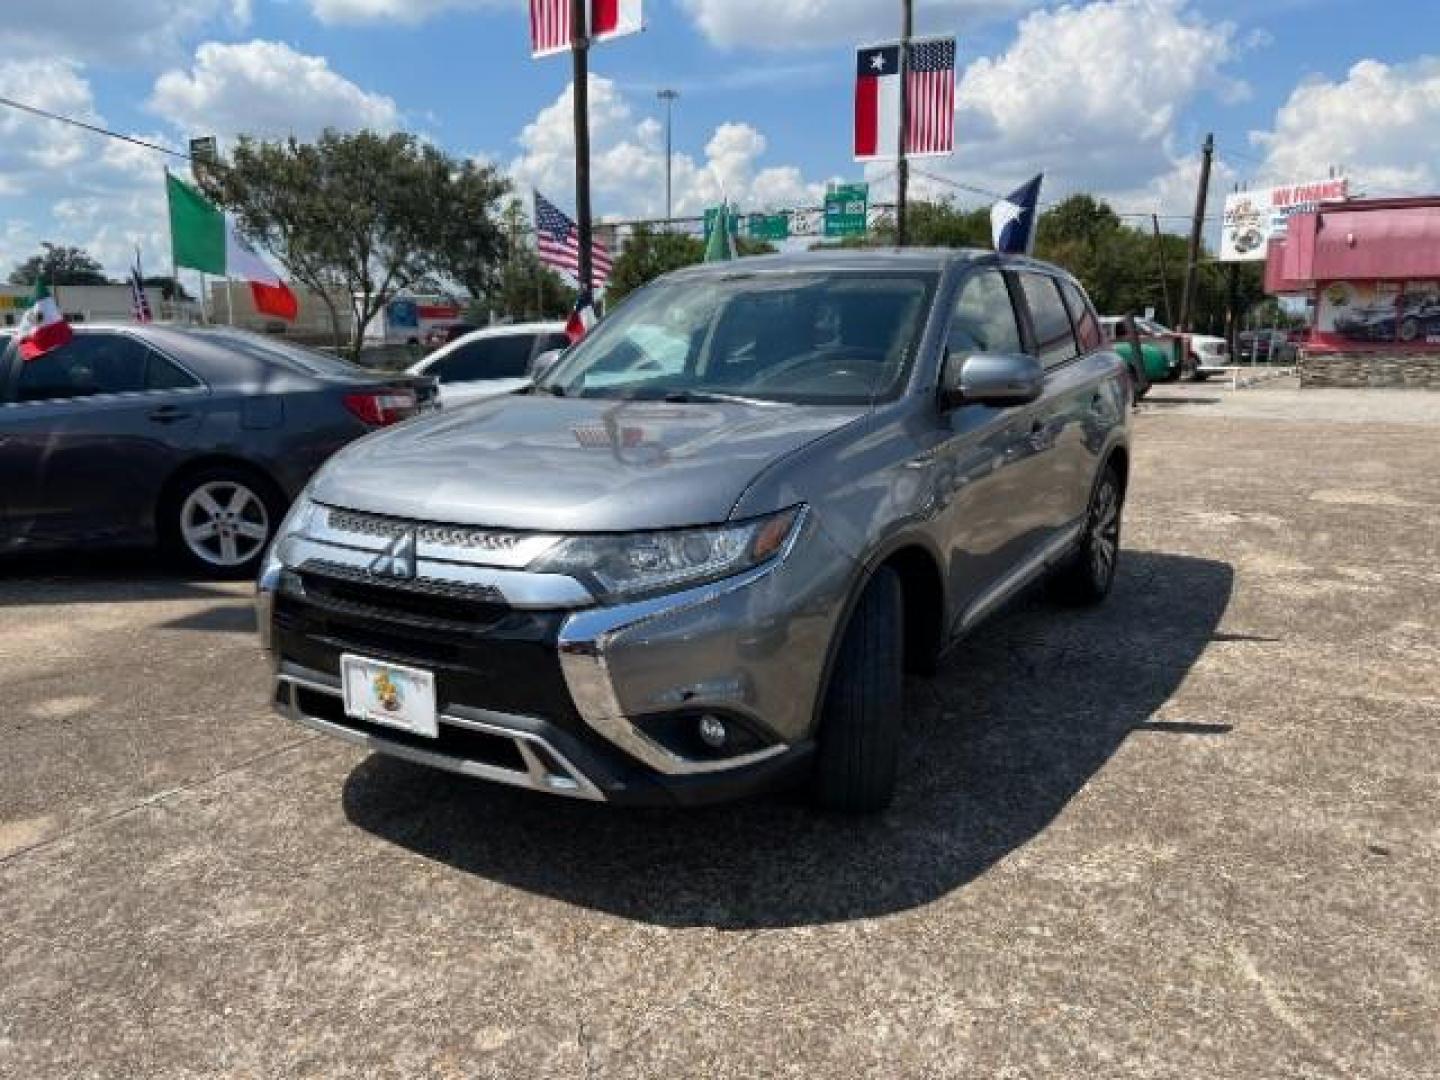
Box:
left=1220, top=178, right=1349, bottom=262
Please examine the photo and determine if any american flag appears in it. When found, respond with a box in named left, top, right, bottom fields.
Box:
left=905, top=37, right=956, bottom=158
left=530, top=0, right=573, bottom=57
left=129, top=264, right=153, bottom=324
left=535, top=191, right=613, bottom=289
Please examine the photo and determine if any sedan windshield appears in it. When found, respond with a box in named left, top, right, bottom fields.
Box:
left=538, top=272, right=936, bottom=405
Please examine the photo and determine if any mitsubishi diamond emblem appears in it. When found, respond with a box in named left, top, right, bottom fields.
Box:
left=369, top=530, right=418, bottom=580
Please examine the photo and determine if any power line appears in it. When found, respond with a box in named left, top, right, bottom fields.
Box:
left=0, top=94, right=193, bottom=162
left=909, top=166, right=1216, bottom=223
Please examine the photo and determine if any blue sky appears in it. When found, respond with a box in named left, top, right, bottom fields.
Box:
left=3, top=0, right=1438, bottom=277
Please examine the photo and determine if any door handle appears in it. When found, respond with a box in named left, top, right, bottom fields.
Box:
left=148, top=405, right=192, bottom=424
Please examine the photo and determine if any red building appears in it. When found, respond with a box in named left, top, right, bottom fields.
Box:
left=1267, top=196, right=1440, bottom=387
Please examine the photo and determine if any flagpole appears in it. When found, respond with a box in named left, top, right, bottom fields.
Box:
left=165, top=167, right=179, bottom=323
left=570, top=0, right=595, bottom=299
left=225, top=279, right=235, bottom=325
left=895, top=0, right=913, bottom=247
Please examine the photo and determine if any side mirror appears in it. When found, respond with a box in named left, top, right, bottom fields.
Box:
left=530, top=348, right=565, bottom=380
left=940, top=351, right=1044, bottom=409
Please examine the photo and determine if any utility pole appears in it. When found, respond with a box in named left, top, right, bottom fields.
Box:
left=657, top=89, right=679, bottom=227
left=895, top=0, right=913, bottom=247
left=570, top=0, right=594, bottom=299
left=1179, top=132, right=1214, bottom=332
left=1152, top=214, right=1173, bottom=326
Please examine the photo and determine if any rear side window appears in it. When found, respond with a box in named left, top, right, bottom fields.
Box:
left=1020, top=274, right=1079, bottom=368
left=16, top=334, right=151, bottom=402
left=146, top=352, right=202, bottom=391
left=538, top=333, right=571, bottom=354
left=432, top=336, right=536, bottom=383
left=950, top=269, right=1024, bottom=355
left=1059, top=280, right=1103, bottom=352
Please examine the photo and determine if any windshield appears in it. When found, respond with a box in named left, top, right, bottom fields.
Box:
left=538, top=271, right=936, bottom=405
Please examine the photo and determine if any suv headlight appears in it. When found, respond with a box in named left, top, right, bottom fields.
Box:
left=528, top=506, right=805, bottom=604
left=265, top=494, right=319, bottom=572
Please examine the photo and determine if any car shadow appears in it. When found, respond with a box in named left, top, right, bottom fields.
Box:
left=0, top=549, right=252, bottom=614
left=340, top=550, right=1233, bottom=929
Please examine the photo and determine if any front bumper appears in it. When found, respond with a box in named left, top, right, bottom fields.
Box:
left=257, top=510, right=850, bottom=805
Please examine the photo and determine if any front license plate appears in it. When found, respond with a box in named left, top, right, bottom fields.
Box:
left=340, top=654, right=439, bottom=739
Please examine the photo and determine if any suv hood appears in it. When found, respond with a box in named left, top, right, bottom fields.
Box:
left=311, top=395, right=865, bottom=532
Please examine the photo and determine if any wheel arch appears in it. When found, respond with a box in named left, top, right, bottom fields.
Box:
left=155, top=454, right=290, bottom=535
left=808, top=534, right=948, bottom=737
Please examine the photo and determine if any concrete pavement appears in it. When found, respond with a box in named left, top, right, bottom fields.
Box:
left=2, top=384, right=1436, bottom=1078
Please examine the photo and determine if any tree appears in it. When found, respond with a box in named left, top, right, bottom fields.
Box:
left=198, top=129, right=509, bottom=355
left=489, top=254, right=577, bottom=321
left=605, top=226, right=705, bottom=304
left=9, top=243, right=109, bottom=286
left=143, top=275, right=192, bottom=302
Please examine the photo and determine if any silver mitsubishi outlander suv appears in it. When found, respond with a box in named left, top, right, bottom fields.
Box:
left=257, top=251, right=1132, bottom=813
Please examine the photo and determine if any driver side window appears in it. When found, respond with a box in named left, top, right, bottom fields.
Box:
left=950, top=270, right=1024, bottom=356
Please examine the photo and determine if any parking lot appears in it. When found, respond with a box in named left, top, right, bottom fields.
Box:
left=2, top=381, right=1437, bottom=1078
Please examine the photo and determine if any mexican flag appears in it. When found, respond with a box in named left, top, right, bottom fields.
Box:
left=166, top=173, right=299, bottom=321
left=17, top=279, right=74, bottom=361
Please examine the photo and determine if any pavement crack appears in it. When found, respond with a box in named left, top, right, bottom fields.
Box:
left=1228, top=943, right=1355, bottom=1079
left=0, top=733, right=322, bottom=869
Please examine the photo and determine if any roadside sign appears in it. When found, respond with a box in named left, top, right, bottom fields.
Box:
left=189, top=136, right=218, bottom=163
left=704, top=207, right=741, bottom=240
left=825, top=183, right=869, bottom=238
left=747, top=213, right=790, bottom=241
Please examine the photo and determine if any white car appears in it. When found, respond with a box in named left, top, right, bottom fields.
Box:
left=408, top=323, right=570, bottom=407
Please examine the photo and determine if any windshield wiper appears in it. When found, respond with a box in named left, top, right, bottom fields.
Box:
left=660, top=390, right=778, bottom=406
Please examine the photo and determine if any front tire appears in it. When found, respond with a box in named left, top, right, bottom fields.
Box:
left=1050, top=464, right=1123, bottom=606
left=162, top=467, right=285, bottom=578
left=812, top=566, right=904, bottom=814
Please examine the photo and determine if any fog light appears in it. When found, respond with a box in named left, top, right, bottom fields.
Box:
left=698, top=714, right=727, bottom=749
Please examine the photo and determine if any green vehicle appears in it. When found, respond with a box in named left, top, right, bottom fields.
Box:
left=1100, top=317, right=1183, bottom=390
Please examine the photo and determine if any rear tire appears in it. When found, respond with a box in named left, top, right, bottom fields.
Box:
left=1050, top=464, right=1123, bottom=607
left=161, top=466, right=286, bottom=579
left=812, top=566, right=904, bottom=814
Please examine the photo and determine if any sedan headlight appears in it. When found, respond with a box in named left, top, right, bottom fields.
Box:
left=528, top=506, right=805, bottom=604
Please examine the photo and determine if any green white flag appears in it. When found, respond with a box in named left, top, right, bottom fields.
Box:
left=165, top=172, right=297, bottom=319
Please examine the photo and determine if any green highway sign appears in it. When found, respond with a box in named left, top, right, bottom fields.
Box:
left=703, top=207, right=741, bottom=240
left=825, top=183, right=869, bottom=238
left=747, top=213, right=791, bottom=241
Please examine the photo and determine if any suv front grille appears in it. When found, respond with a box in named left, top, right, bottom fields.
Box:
left=298, top=562, right=508, bottom=630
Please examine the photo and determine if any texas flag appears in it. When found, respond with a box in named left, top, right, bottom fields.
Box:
left=992, top=174, right=1045, bottom=256
left=854, top=44, right=902, bottom=162
left=591, top=0, right=642, bottom=42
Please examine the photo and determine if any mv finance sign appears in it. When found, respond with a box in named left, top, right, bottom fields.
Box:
left=1221, top=177, right=1350, bottom=262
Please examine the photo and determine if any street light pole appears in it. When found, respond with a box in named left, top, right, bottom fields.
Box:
left=657, top=89, right=679, bottom=227
left=570, top=0, right=594, bottom=299
left=896, top=0, right=914, bottom=247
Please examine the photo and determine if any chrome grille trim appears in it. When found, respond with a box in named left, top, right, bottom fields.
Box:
left=276, top=536, right=594, bottom=610
left=313, top=506, right=562, bottom=568
left=274, top=670, right=604, bottom=801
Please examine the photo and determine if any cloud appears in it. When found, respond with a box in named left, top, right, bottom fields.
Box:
left=1250, top=57, right=1440, bottom=195
left=677, top=0, right=1043, bottom=49
left=148, top=40, right=401, bottom=141
left=307, top=0, right=511, bottom=23
left=0, top=59, right=172, bottom=279
left=0, top=0, right=250, bottom=65
left=508, top=75, right=827, bottom=219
